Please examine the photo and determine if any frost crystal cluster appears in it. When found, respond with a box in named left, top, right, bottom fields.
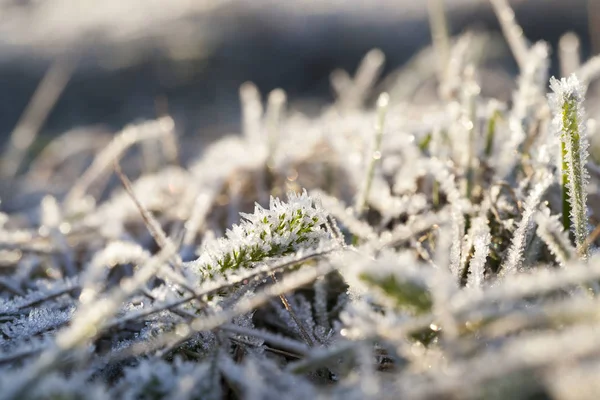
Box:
left=190, top=190, right=330, bottom=280
left=3, top=1, right=600, bottom=399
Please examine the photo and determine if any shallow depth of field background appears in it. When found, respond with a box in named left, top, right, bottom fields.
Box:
left=0, top=0, right=593, bottom=158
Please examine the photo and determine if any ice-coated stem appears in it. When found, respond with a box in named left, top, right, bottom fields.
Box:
left=548, top=75, right=590, bottom=258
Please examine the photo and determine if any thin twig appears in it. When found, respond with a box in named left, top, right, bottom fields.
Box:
left=64, top=117, right=174, bottom=207
left=113, top=160, right=195, bottom=294
left=271, top=272, right=315, bottom=347
left=581, top=222, right=600, bottom=256
left=220, top=323, right=310, bottom=356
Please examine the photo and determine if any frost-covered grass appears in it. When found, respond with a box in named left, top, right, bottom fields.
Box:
left=4, top=1, right=600, bottom=399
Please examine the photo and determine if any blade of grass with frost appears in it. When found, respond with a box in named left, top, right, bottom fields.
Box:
left=535, top=205, right=576, bottom=267
left=265, top=88, right=286, bottom=169
left=452, top=258, right=600, bottom=311
left=575, top=54, right=600, bottom=88
left=0, top=56, right=76, bottom=179
left=355, top=92, right=389, bottom=217
left=40, top=195, right=76, bottom=277
left=312, top=276, right=330, bottom=329
left=449, top=207, right=465, bottom=280
left=431, top=264, right=461, bottom=340
left=467, top=231, right=491, bottom=290
left=376, top=210, right=444, bottom=251
left=82, top=241, right=150, bottom=303
left=496, top=42, right=549, bottom=180
left=501, top=171, right=553, bottom=276
left=489, top=0, right=529, bottom=70
left=548, top=75, right=590, bottom=258
left=373, top=192, right=428, bottom=228
left=64, top=117, right=175, bottom=209
left=338, top=49, right=385, bottom=109
left=460, top=65, right=479, bottom=199
left=464, top=209, right=491, bottom=289
left=424, top=159, right=468, bottom=279
left=312, top=189, right=376, bottom=241
left=191, top=189, right=331, bottom=281
left=559, top=33, right=581, bottom=77
left=439, top=33, right=472, bottom=99
left=354, top=49, right=386, bottom=100
left=425, top=157, right=465, bottom=208
left=240, top=82, right=263, bottom=144
left=182, top=191, right=217, bottom=248
left=427, top=0, right=450, bottom=86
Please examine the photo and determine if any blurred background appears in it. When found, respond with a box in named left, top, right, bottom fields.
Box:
left=0, top=0, right=593, bottom=155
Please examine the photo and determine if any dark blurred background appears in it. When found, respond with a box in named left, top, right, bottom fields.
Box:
left=0, top=0, right=593, bottom=151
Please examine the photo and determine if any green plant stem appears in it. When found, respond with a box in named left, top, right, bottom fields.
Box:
left=418, top=132, right=432, bottom=152
left=561, top=140, right=571, bottom=235
left=485, top=109, right=500, bottom=158
left=559, top=91, right=588, bottom=257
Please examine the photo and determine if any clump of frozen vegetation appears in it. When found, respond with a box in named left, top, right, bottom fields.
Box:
left=4, top=1, right=600, bottom=398
left=192, top=190, right=331, bottom=280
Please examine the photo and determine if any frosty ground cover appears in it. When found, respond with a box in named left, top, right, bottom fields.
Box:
left=2, top=0, right=600, bottom=398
